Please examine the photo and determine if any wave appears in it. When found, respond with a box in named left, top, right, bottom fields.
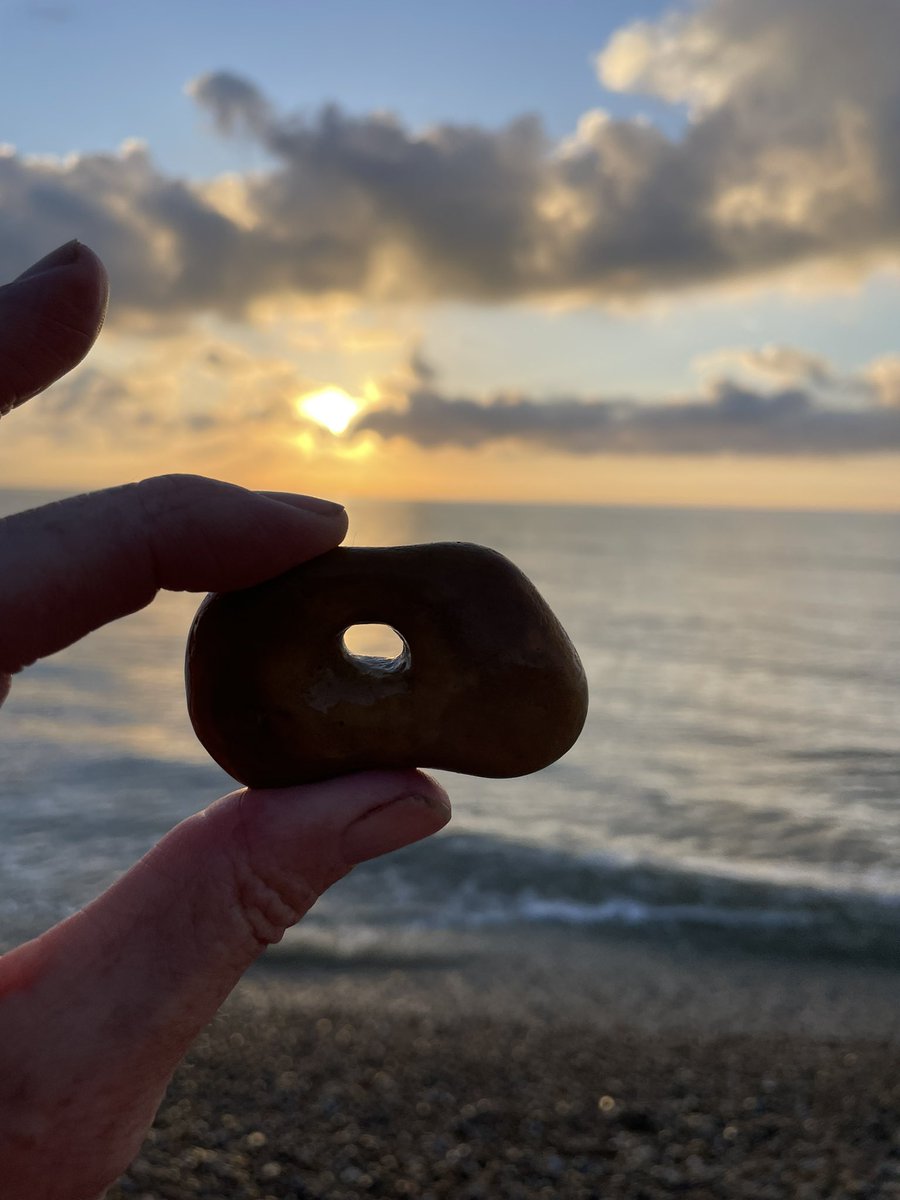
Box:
left=328, top=832, right=900, bottom=965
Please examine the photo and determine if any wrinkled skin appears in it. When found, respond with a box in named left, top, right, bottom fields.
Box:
left=0, top=242, right=451, bottom=1200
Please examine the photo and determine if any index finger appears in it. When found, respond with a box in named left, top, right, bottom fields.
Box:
left=0, top=240, right=109, bottom=415
left=0, top=474, right=347, bottom=675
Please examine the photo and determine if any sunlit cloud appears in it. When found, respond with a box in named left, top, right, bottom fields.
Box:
left=694, top=346, right=835, bottom=388
left=864, top=356, right=900, bottom=409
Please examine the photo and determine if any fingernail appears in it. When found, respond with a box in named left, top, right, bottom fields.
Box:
left=341, top=792, right=452, bottom=865
left=261, top=492, right=346, bottom=518
left=14, top=240, right=81, bottom=281
left=295, top=496, right=346, bottom=517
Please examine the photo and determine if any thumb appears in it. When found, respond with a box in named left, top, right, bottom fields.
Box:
left=0, top=769, right=449, bottom=1196
left=103, top=766, right=451, bottom=964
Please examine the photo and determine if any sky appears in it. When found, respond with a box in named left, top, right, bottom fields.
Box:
left=1, top=0, right=900, bottom=509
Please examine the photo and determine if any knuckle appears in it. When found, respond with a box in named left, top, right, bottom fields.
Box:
left=134, top=472, right=209, bottom=513
left=227, top=790, right=350, bottom=951
left=228, top=842, right=320, bottom=950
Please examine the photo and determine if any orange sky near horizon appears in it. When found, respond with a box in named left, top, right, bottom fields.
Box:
left=3, top=392, right=900, bottom=513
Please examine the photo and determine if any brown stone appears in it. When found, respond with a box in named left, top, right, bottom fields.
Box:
left=185, top=542, right=588, bottom=787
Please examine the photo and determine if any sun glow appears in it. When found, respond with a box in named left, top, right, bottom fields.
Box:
left=296, top=386, right=360, bottom=435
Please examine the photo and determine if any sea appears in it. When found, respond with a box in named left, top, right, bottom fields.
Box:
left=1, top=488, right=899, bottom=966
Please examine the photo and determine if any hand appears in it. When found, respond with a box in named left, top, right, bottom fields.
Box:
left=0, top=244, right=451, bottom=1199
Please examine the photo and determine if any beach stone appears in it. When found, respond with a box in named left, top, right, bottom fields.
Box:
left=186, top=542, right=588, bottom=787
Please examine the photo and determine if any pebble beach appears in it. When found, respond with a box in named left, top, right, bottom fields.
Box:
left=107, top=926, right=900, bottom=1200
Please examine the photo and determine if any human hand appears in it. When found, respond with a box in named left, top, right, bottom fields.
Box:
left=0, top=244, right=451, bottom=1199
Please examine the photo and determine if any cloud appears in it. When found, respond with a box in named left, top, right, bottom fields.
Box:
left=2, top=0, right=900, bottom=320
left=692, top=344, right=853, bottom=400
left=186, top=72, right=271, bottom=137
left=864, top=356, right=900, bottom=408
left=695, top=341, right=893, bottom=408
left=186, top=5, right=900, bottom=302
left=719, top=346, right=833, bottom=387
left=24, top=336, right=309, bottom=448
left=354, top=354, right=900, bottom=457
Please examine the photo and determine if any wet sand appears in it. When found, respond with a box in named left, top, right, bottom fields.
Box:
left=108, top=926, right=900, bottom=1199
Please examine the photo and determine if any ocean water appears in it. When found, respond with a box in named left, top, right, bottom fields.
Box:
left=1, top=488, right=899, bottom=964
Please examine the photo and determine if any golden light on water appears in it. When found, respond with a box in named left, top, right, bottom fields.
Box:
left=296, top=386, right=360, bottom=435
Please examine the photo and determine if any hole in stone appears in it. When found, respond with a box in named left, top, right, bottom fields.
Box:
left=341, top=623, right=407, bottom=666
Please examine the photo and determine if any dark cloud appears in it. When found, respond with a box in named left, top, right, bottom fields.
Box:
left=409, top=348, right=437, bottom=385
left=187, top=72, right=271, bottom=138
left=355, top=380, right=900, bottom=457
left=2, top=0, right=900, bottom=318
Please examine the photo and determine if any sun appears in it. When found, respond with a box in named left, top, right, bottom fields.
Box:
left=296, top=386, right=360, bottom=436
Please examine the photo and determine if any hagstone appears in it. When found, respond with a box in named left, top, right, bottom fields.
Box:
left=186, top=542, right=588, bottom=788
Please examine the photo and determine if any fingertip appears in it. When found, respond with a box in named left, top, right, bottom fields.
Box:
left=0, top=239, right=109, bottom=411
left=235, top=768, right=451, bottom=881
left=14, top=239, right=81, bottom=280
left=258, top=490, right=346, bottom=519
left=14, top=240, right=106, bottom=287
left=240, top=768, right=449, bottom=829
left=129, top=474, right=348, bottom=592
left=10, top=239, right=109, bottom=322
left=257, top=490, right=349, bottom=544
left=340, top=789, right=452, bottom=865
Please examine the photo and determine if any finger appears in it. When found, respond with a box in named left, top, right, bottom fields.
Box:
left=0, top=769, right=451, bottom=1194
left=0, top=240, right=109, bottom=415
left=0, top=473, right=347, bottom=674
